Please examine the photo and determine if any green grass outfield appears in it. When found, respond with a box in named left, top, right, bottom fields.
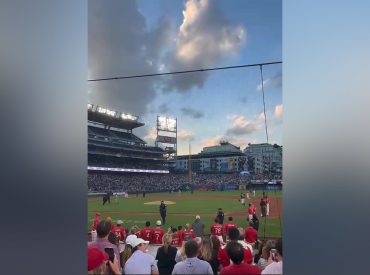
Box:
left=88, top=190, right=282, bottom=238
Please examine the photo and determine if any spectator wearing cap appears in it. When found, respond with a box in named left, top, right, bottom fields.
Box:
left=172, top=239, right=213, bottom=275
left=112, top=220, right=126, bottom=242
left=261, top=239, right=283, bottom=274
left=220, top=242, right=261, bottom=275
left=90, top=220, right=121, bottom=271
left=155, top=233, right=177, bottom=275
left=124, top=236, right=159, bottom=275
left=218, top=227, right=253, bottom=269
left=237, top=227, right=254, bottom=256
left=152, top=220, right=165, bottom=245
left=191, top=215, right=205, bottom=237
left=88, top=245, right=120, bottom=275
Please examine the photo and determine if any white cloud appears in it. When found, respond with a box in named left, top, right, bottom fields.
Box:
left=177, top=129, right=195, bottom=141
left=256, top=72, right=282, bottom=92
left=144, top=127, right=157, bottom=141
left=274, top=104, right=283, bottom=119
left=225, top=114, right=259, bottom=136
left=162, top=0, right=246, bottom=91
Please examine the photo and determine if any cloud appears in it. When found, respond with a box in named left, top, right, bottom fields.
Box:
left=201, top=134, right=256, bottom=151
left=88, top=0, right=174, bottom=116
left=274, top=104, right=283, bottom=119
left=177, top=129, right=194, bottom=141
left=161, top=0, right=246, bottom=92
left=181, top=107, right=204, bottom=119
left=158, top=103, right=170, bottom=114
left=225, top=115, right=258, bottom=136
left=201, top=135, right=223, bottom=147
left=144, top=127, right=157, bottom=141
left=257, top=72, right=282, bottom=92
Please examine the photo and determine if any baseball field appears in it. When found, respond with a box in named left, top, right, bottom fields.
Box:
left=88, top=189, right=282, bottom=238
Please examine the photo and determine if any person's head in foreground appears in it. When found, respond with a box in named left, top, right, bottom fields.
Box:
left=228, top=217, right=233, bottom=221
left=88, top=246, right=120, bottom=275
left=227, top=227, right=240, bottom=241
left=271, top=239, right=283, bottom=261
left=116, top=220, right=123, bottom=227
left=225, top=242, right=245, bottom=265
left=131, top=237, right=150, bottom=253
left=185, top=239, right=200, bottom=258
left=145, top=221, right=151, bottom=227
left=96, top=220, right=111, bottom=239
left=156, top=220, right=162, bottom=227
left=195, top=215, right=200, bottom=220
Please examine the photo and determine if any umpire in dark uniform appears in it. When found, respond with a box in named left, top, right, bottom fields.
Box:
left=217, top=208, right=225, bottom=224
left=159, top=200, right=167, bottom=225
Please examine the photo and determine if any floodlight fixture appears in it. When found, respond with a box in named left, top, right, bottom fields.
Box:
left=97, top=106, right=107, bottom=114
left=121, top=113, right=137, bottom=121
left=106, top=109, right=116, bottom=117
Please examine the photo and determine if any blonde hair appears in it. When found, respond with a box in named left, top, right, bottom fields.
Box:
left=162, top=233, right=172, bottom=254
left=88, top=263, right=107, bottom=275
left=179, top=240, right=187, bottom=258
left=199, top=236, right=213, bottom=261
left=105, top=217, right=112, bottom=223
left=120, top=244, right=133, bottom=269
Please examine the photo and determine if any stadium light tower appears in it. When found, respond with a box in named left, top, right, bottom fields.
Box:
left=155, top=116, right=177, bottom=165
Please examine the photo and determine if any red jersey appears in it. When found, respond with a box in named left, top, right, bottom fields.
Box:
left=91, top=218, right=100, bottom=231
left=248, top=205, right=256, bottom=215
left=223, top=222, right=238, bottom=235
left=210, top=223, right=223, bottom=236
left=177, top=230, right=184, bottom=242
left=140, top=228, right=153, bottom=242
left=218, top=244, right=253, bottom=266
left=113, top=226, right=126, bottom=242
left=135, top=231, right=142, bottom=238
left=109, top=224, right=116, bottom=233
left=152, top=227, right=165, bottom=244
left=220, top=263, right=261, bottom=275
left=182, top=229, right=196, bottom=241
left=245, top=226, right=258, bottom=243
left=170, top=232, right=181, bottom=247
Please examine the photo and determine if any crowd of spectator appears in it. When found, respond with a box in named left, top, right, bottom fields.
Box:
left=88, top=172, right=250, bottom=193
left=88, top=214, right=283, bottom=274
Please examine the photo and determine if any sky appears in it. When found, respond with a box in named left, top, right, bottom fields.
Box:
left=88, top=0, right=282, bottom=155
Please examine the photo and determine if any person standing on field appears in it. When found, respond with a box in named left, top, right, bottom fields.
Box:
left=159, top=200, right=167, bottom=225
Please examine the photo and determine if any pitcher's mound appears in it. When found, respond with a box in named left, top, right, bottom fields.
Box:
left=144, top=200, right=176, bottom=205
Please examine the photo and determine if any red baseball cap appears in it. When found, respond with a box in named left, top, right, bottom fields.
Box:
left=88, top=246, right=109, bottom=271
left=95, top=212, right=101, bottom=216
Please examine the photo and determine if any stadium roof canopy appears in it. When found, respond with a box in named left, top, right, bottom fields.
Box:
left=88, top=109, right=144, bottom=130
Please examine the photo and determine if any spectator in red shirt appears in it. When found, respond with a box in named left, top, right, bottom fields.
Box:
left=245, top=221, right=258, bottom=246
left=182, top=223, right=196, bottom=241
left=112, top=220, right=126, bottom=242
left=220, top=242, right=261, bottom=275
left=91, top=212, right=101, bottom=231
left=218, top=227, right=253, bottom=268
left=152, top=220, right=165, bottom=245
left=223, top=217, right=238, bottom=236
left=139, top=221, right=154, bottom=243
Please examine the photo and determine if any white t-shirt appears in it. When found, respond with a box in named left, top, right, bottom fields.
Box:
left=172, top=257, right=213, bottom=275
left=124, top=250, right=158, bottom=274
left=261, top=261, right=283, bottom=274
